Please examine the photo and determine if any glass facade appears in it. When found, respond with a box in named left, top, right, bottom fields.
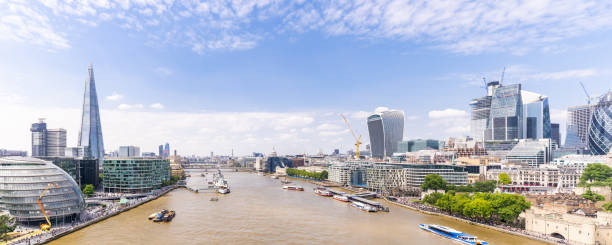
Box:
left=103, top=158, right=170, bottom=193
left=522, top=91, right=551, bottom=140
left=266, top=157, right=292, bottom=173
left=566, top=104, right=595, bottom=147
left=367, top=109, right=404, bottom=159
left=487, top=84, right=523, bottom=141
left=78, top=64, right=105, bottom=167
left=0, top=157, right=85, bottom=223
left=470, top=96, right=492, bottom=141
left=396, top=139, right=439, bottom=153
left=588, top=93, right=612, bottom=155
left=30, top=119, right=47, bottom=157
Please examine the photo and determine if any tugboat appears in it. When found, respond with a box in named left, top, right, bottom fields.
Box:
left=151, top=209, right=168, bottom=222
left=419, top=224, right=488, bottom=244
left=313, top=187, right=332, bottom=197
left=282, top=185, right=304, bottom=191
left=162, top=210, right=176, bottom=222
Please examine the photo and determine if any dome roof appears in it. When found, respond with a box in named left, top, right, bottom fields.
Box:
left=0, top=157, right=85, bottom=223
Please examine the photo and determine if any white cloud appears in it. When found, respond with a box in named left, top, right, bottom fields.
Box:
left=316, top=123, right=342, bottom=131
left=4, top=1, right=611, bottom=54
left=448, top=65, right=605, bottom=86
left=105, top=92, right=123, bottom=101
left=117, top=103, right=144, bottom=110
left=428, top=108, right=466, bottom=119
left=349, top=111, right=369, bottom=119
left=0, top=98, right=365, bottom=155
left=529, top=68, right=599, bottom=81
left=150, top=103, right=164, bottom=109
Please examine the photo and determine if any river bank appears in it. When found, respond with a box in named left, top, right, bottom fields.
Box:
left=284, top=175, right=558, bottom=244
left=8, top=186, right=178, bottom=245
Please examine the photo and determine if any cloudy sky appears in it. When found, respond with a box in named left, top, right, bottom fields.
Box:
left=1, top=0, right=611, bottom=156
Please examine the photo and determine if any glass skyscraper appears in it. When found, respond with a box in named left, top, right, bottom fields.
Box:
left=588, top=93, right=612, bottom=155
left=30, top=119, right=47, bottom=157
left=566, top=104, right=595, bottom=147
left=521, top=90, right=551, bottom=140
left=486, top=84, right=523, bottom=141
left=367, top=108, right=404, bottom=159
left=78, top=64, right=105, bottom=167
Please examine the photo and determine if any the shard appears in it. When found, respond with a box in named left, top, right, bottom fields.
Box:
left=78, top=64, right=105, bottom=164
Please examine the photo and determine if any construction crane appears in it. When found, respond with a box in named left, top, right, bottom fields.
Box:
left=580, top=81, right=592, bottom=104
left=500, top=66, right=506, bottom=85
left=340, top=114, right=362, bottom=160
left=37, top=183, right=58, bottom=231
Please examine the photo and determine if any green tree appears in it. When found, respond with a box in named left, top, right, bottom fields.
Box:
left=582, top=189, right=606, bottom=203
left=422, top=192, right=444, bottom=205
left=603, top=202, right=612, bottom=212
left=435, top=192, right=455, bottom=212
left=580, top=163, right=612, bottom=184
left=320, top=170, right=328, bottom=180
left=82, top=184, right=94, bottom=197
left=451, top=193, right=472, bottom=214
left=463, top=198, right=493, bottom=220
left=499, top=173, right=511, bottom=185
left=474, top=180, right=497, bottom=193
left=421, top=174, right=447, bottom=192
left=0, top=214, right=15, bottom=240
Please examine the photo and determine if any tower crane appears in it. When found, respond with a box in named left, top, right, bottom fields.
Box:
left=340, top=114, right=362, bottom=160
left=580, top=81, right=592, bottom=104
left=37, top=183, right=58, bottom=231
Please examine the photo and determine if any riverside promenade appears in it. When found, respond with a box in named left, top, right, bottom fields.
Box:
left=8, top=186, right=178, bottom=245
left=385, top=197, right=561, bottom=245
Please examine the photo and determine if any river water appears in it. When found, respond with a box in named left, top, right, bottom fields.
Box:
left=51, top=171, right=546, bottom=245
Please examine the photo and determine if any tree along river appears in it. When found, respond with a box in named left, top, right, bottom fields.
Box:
left=51, top=171, right=547, bottom=245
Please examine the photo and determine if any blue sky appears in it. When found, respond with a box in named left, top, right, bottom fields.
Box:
left=1, top=0, right=611, bottom=156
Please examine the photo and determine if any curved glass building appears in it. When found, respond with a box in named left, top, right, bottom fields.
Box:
left=0, top=157, right=85, bottom=224
left=367, top=108, right=404, bottom=159
left=588, top=92, right=612, bottom=155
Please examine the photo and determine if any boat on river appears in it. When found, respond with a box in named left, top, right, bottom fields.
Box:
left=214, top=170, right=230, bottom=194
left=351, top=201, right=377, bottom=212
left=419, top=224, right=488, bottom=245
left=333, top=195, right=349, bottom=202
left=282, top=185, right=304, bottom=191
left=151, top=209, right=176, bottom=223
left=313, top=187, right=332, bottom=197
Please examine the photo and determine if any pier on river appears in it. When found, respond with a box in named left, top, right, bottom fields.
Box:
left=49, top=171, right=548, bottom=245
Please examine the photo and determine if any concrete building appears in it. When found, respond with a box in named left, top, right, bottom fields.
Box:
left=367, top=108, right=404, bottom=159
left=103, top=158, right=170, bottom=193
left=118, top=146, right=140, bottom=157
left=506, top=139, right=552, bottom=167
left=0, top=157, right=85, bottom=224
left=525, top=207, right=612, bottom=245
left=0, top=149, right=27, bottom=157
left=46, top=128, right=66, bottom=157
left=487, top=164, right=581, bottom=192
left=168, top=155, right=185, bottom=178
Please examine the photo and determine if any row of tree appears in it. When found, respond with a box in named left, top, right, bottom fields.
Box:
left=421, top=174, right=498, bottom=193
left=286, top=168, right=328, bottom=180
left=422, top=191, right=531, bottom=224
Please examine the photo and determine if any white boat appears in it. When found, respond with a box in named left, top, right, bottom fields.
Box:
left=420, top=224, right=488, bottom=245
left=217, top=187, right=230, bottom=194
left=271, top=175, right=279, bottom=179
left=333, top=195, right=349, bottom=202
left=282, top=185, right=304, bottom=191
left=351, top=201, right=377, bottom=212
left=213, top=170, right=230, bottom=194
left=314, top=188, right=332, bottom=197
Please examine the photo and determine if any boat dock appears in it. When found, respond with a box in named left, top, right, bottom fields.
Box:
left=325, top=189, right=387, bottom=211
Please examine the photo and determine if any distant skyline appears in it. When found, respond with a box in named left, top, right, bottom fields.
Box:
left=1, top=1, right=612, bottom=155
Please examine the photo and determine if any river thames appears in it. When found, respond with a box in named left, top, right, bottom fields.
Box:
left=51, top=171, right=546, bottom=245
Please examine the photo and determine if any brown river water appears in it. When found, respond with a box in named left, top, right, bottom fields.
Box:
left=50, top=171, right=547, bottom=245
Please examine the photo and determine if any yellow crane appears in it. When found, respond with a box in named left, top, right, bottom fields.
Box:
left=340, top=114, right=362, bottom=160
left=37, top=183, right=58, bottom=231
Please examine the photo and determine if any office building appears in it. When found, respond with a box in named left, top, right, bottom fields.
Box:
left=30, top=119, right=47, bottom=157
left=566, top=104, right=595, bottom=147
left=0, top=157, right=85, bottom=224
left=78, top=64, right=105, bottom=167
left=486, top=84, right=523, bottom=141
left=328, top=161, right=371, bottom=186
left=396, top=139, right=439, bottom=153
left=551, top=123, right=560, bottom=146
left=487, top=164, right=581, bottom=192
left=266, top=157, right=292, bottom=173
left=142, top=152, right=156, bottom=157
left=103, top=158, right=170, bottom=193
left=589, top=92, right=612, bottom=155
left=164, top=143, right=170, bottom=158
left=158, top=145, right=163, bottom=158
left=38, top=157, right=99, bottom=188
left=46, top=128, right=66, bottom=157
left=522, top=90, right=552, bottom=140
left=470, top=81, right=498, bottom=141
left=367, top=108, right=404, bottom=159
left=506, top=139, right=552, bottom=167
left=0, top=149, right=27, bottom=157
left=119, top=146, right=140, bottom=157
